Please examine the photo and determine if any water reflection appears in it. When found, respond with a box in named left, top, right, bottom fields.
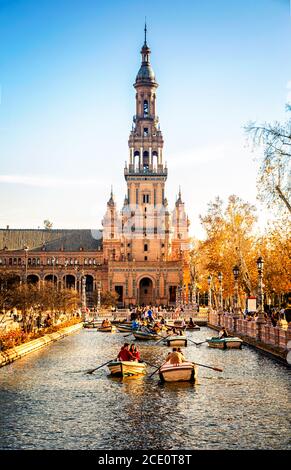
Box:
left=0, top=327, right=290, bottom=450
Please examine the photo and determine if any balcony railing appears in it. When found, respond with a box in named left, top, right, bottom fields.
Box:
left=124, top=167, right=167, bottom=177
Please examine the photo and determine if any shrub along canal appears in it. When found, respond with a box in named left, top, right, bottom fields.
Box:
left=0, top=326, right=290, bottom=450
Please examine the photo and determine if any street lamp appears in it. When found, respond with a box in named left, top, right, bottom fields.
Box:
left=192, top=282, right=196, bottom=307
left=196, top=287, right=200, bottom=309
left=187, top=283, right=191, bottom=306
left=23, top=245, right=29, bottom=283
left=81, top=270, right=87, bottom=318
left=52, top=257, right=55, bottom=286
left=232, top=265, right=239, bottom=316
left=207, top=275, right=212, bottom=310
left=97, top=281, right=101, bottom=311
left=256, top=257, right=266, bottom=331
left=218, top=272, right=223, bottom=311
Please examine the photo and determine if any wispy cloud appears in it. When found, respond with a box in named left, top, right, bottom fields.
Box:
left=0, top=174, right=102, bottom=188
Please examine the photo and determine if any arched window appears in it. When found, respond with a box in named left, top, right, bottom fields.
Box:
left=143, top=151, right=149, bottom=170
left=143, top=100, right=149, bottom=116
left=134, top=150, right=140, bottom=171
left=152, top=150, right=158, bottom=169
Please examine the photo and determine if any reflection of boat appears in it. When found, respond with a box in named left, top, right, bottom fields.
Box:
left=83, top=321, right=99, bottom=329
left=107, top=361, right=147, bottom=377
left=207, top=337, right=243, bottom=349
left=164, top=335, right=187, bottom=347
left=159, top=361, right=198, bottom=383
left=133, top=330, right=160, bottom=340
left=97, top=325, right=116, bottom=333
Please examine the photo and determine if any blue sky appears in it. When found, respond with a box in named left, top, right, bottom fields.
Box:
left=0, top=0, right=290, bottom=238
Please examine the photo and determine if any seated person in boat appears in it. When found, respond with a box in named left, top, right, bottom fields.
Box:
left=129, top=344, right=141, bottom=362
left=188, top=317, right=196, bottom=327
left=101, top=318, right=111, bottom=327
left=132, top=320, right=139, bottom=329
left=117, top=343, right=135, bottom=362
left=218, top=327, right=228, bottom=339
left=167, top=348, right=186, bottom=364
left=140, top=324, right=152, bottom=334
left=177, top=347, right=186, bottom=361
left=167, top=327, right=176, bottom=335
left=152, top=322, right=160, bottom=332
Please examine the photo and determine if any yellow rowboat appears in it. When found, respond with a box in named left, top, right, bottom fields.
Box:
left=107, top=361, right=147, bottom=377
left=159, top=361, right=198, bottom=383
left=207, top=337, right=243, bottom=349
left=164, top=335, right=188, bottom=347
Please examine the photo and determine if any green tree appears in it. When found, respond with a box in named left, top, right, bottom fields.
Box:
left=43, top=219, right=53, bottom=230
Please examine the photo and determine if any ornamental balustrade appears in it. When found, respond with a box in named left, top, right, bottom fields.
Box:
left=208, top=310, right=290, bottom=351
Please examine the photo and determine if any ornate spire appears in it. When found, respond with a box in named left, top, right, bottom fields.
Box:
left=144, top=19, right=147, bottom=46
left=107, top=186, right=115, bottom=207
left=176, top=186, right=183, bottom=206
left=135, top=22, right=157, bottom=85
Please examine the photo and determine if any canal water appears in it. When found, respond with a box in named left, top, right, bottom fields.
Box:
left=0, top=327, right=290, bottom=450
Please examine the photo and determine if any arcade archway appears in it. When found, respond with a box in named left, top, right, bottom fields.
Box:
left=139, top=277, right=153, bottom=306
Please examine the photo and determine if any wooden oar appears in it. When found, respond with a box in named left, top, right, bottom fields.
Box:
left=148, top=359, right=169, bottom=377
left=86, top=359, right=113, bottom=375
left=142, top=359, right=159, bottom=368
left=155, top=333, right=172, bottom=345
left=192, top=362, right=223, bottom=372
left=123, top=332, right=133, bottom=337
left=187, top=338, right=207, bottom=346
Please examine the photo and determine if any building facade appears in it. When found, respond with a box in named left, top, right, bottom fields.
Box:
left=0, top=30, right=190, bottom=307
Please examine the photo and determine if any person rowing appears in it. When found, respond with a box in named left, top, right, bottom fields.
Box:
left=166, top=347, right=187, bottom=365
left=188, top=317, right=197, bottom=327
left=218, top=326, right=228, bottom=339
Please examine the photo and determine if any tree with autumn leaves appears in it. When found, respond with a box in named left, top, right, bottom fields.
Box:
left=189, top=195, right=290, bottom=310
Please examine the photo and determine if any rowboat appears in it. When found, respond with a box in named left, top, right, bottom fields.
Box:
left=159, top=361, right=198, bottom=383
left=115, top=323, right=140, bottom=332
left=97, top=325, right=116, bottom=333
left=164, top=335, right=188, bottom=347
left=107, top=361, right=147, bottom=377
left=186, top=324, right=200, bottom=331
left=173, top=322, right=187, bottom=332
left=83, top=321, right=99, bottom=329
left=133, top=330, right=160, bottom=340
left=207, top=337, right=243, bottom=349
